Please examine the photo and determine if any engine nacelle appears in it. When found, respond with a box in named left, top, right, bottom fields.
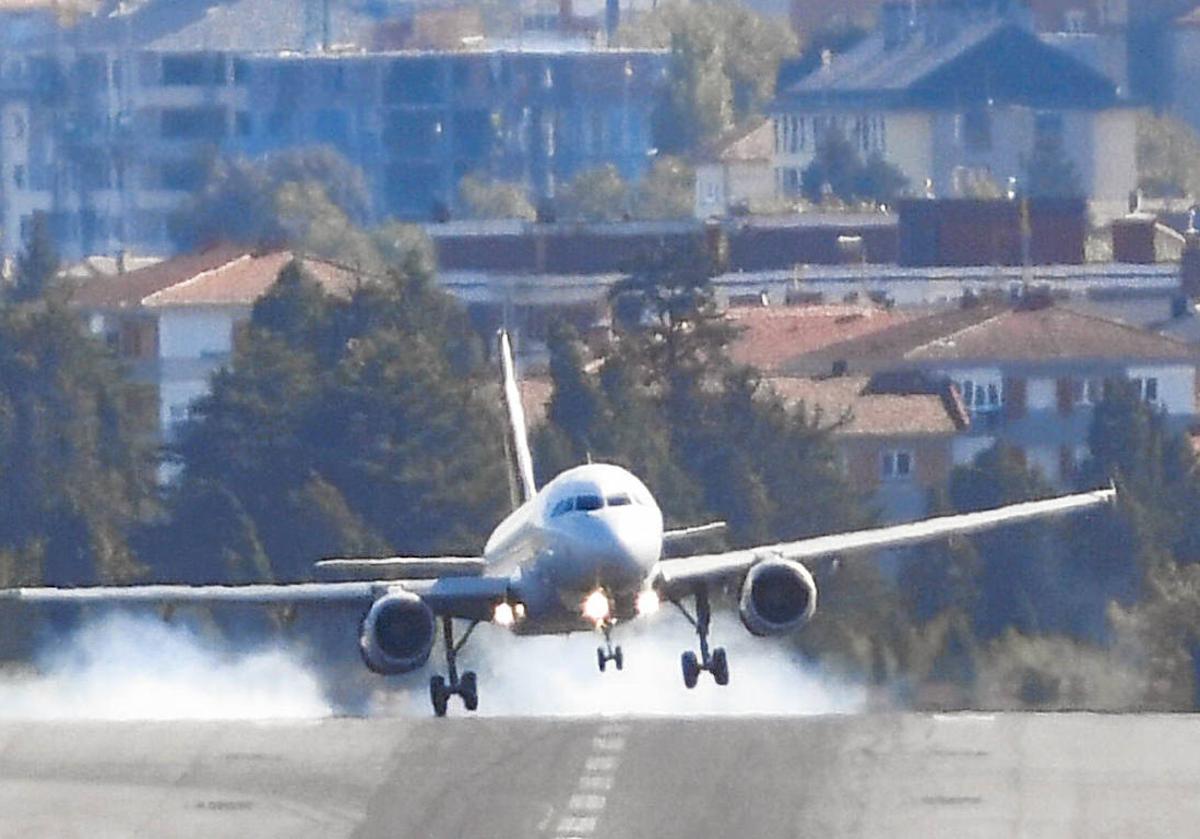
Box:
left=359, top=591, right=436, bottom=675
left=738, top=558, right=818, bottom=637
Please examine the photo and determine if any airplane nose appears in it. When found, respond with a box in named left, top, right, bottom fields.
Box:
left=574, top=514, right=659, bottom=589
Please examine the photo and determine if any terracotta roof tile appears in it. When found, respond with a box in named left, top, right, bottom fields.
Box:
left=69, top=247, right=363, bottom=310
left=728, top=304, right=914, bottom=372
left=69, top=244, right=249, bottom=309
left=142, top=253, right=360, bottom=307
left=906, top=306, right=1198, bottom=363
left=766, top=375, right=961, bottom=437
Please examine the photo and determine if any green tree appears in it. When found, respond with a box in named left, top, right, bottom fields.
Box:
left=1021, top=143, right=1083, bottom=199
left=0, top=303, right=156, bottom=586
left=801, top=129, right=908, bottom=206
left=458, top=173, right=536, bottom=220
left=12, top=211, right=60, bottom=303
left=1137, top=113, right=1200, bottom=199
left=557, top=165, right=631, bottom=222
left=621, top=1, right=798, bottom=154
left=169, top=146, right=373, bottom=252
left=632, top=156, right=695, bottom=220
left=161, top=259, right=508, bottom=582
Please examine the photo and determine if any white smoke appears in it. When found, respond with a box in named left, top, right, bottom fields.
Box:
left=0, top=613, right=332, bottom=721
left=0, top=611, right=865, bottom=720
left=377, top=612, right=867, bottom=717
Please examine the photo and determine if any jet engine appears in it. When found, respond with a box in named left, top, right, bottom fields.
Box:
left=359, top=591, right=437, bottom=675
left=738, top=558, right=818, bottom=637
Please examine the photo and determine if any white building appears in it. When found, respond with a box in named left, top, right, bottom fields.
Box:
left=772, top=15, right=1141, bottom=221
left=69, top=246, right=358, bottom=448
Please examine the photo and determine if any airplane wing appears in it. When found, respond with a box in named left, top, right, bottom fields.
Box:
left=314, top=556, right=486, bottom=579
left=0, top=576, right=512, bottom=620
left=651, top=486, right=1116, bottom=598
left=663, top=521, right=727, bottom=546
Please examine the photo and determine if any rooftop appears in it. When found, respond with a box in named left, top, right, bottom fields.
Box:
left=69, top=246, right=361, bottom=309
left=766, top=375, right=965, bottom=437
left=728, top=303, right=915, bottom=372
left=777, top=20, right=1119, bottom=110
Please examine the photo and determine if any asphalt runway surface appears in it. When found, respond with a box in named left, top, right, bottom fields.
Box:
left=3, top=712, right=1200, bottom=838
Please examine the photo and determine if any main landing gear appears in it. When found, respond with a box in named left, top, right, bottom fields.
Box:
left=596, top=621, right=624, bottom=672
left=429, top=616, right=480, bottom=717
left=673, top=586, right=729, bottom=689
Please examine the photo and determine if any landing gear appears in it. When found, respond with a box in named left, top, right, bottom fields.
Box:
left=672, top=586, right=730, bottom=689
left=430, top=616, right=481, bottom=717
left=596, top=621, right=624, bottom=672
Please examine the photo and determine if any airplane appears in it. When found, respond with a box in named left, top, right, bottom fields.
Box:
left=0, top=331, right=1116, bottom=716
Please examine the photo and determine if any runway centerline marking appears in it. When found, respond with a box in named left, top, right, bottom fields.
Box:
left=568, top=794, right=607, bottom=812
left=556, top=815, right=597, bottom=834
left=578, top=776, right=614, bottom=792
left=552, top=724, right=628, bottom=839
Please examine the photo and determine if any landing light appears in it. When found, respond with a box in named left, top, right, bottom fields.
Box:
left=636, top=589, right=660, bottom=616
left=583, top=589, right=610, bottom=624
left=493, top=602, right=516, bottom=627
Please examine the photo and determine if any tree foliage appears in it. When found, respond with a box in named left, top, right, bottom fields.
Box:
left=0, top=303, right=156, bottom=587
left=152, top=259, right=508, bottom=583
left=801, top=129, right=908, bottom=206
left=1021, top=142, right=1083, bottom=199
left=620, top=1, right=798, bottom=154
left=632, top=156, right=695, bottom=220
left=556, top=165, right=631, bottom=222
left=1137, top=113, right=1200, bottom=199
left=12, top=211, right=60, bottom=303
left=458, top=173, right=537, bottom=221
left=168, top=146, right=375, bottom=258
left=536, top=244, right=865, bottom=548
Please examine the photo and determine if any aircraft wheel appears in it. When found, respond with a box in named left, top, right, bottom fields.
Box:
left=681, top=651, right=700, bottom=689
left=614, top=646, right=624, bottom=671
left=711, top=647, right=729, bottom=686
left=597, top=647, right=607, bottom=672
left=460, top=671, right=479, bottom=712
left=430, top=675, right=449, bottom=717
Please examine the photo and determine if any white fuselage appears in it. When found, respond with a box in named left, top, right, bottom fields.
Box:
left=482, top=463, right=664, bottom=632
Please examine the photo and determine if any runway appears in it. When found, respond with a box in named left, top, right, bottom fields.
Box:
left=2, top=713, right=1199, bottom=838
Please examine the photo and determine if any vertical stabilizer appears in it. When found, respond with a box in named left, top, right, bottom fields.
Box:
left=499, top=330, right=537, bottom=508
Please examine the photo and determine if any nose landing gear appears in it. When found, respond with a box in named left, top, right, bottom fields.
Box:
left=430, top=616, right=480, bottom=717
left=674, top=586, right=729, bottom=689
left=596, top=621, right=624, bottom=672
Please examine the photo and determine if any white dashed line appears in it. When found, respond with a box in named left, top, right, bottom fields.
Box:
left=591, top=736, right=625, bottom=752
left=578, top=775, right=614, bottom=792
left=552, top=724, right=630, bottom=838
left=556, top=815, right=597, bottom=834
left=585, top=755, right=618, bottom=773
left=568, top=794, right=607, bottom=812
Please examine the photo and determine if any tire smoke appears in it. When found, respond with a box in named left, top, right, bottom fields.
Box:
left=376, top=612, right=866, bottom=717
left=0, top=613, right=332, bottom=720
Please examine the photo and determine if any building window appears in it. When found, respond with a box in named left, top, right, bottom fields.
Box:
left=1132, top=377, right=1160, bottom=404
left=961, top=109, right=992, bottom=152
left=1034, top=112, right=1065, bottom=152
left=11, top=164, right=24, bottom=189
left=958, top=379, right=1003, bottom=413
left=882, top=450, right=914, bottom=480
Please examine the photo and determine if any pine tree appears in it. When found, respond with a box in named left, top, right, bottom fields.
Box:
left=12, top=211, right=59, bottom=303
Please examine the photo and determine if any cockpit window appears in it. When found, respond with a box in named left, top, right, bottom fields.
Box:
left=606, top=493, right=632, bottom=507
left=575, top=494, right=604, bottom=511
left=550, top=497, right=574, bottom=517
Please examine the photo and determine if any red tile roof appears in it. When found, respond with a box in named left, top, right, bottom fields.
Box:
left=766, top=375, right=962, bottom=437
left=68, top=244, right=249, bottom=309
left=728, top=304, right=915, bottom=372
left=906, top=306, right=1198, bottom=363
left=69, top=247, right=362, bottom=310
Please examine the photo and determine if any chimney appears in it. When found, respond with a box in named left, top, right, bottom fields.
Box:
left=1181, top=224, right=1200, bottom=300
